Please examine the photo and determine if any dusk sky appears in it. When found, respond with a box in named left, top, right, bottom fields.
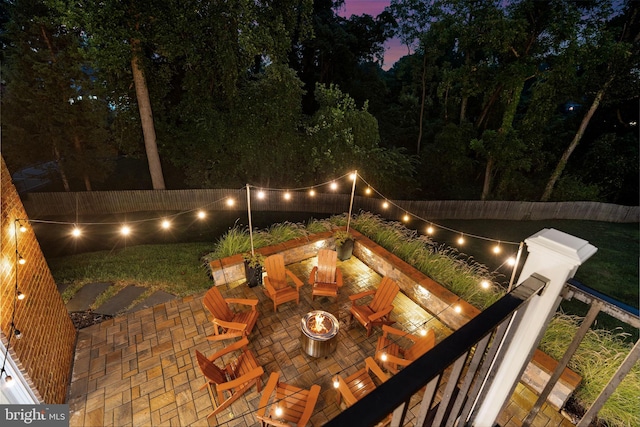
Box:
left=337, top=0, right=407, bottom=70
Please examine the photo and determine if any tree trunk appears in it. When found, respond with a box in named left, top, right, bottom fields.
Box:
left=131, top=39, right=166, bottom=190
left=481, top=156, right=493, bottom=201
left=475, top=83, right=503, bottom=130
left=460, top=96, right=468, bottom=125
left=416, top=52, right=427, bottom=155
left=540, top=80, right=612, bottom=201
left=53, top=146, right=71, bottom=192
left=73, top=135, right=92, bottom=191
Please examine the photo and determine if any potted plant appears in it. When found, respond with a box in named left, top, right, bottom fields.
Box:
left=334, top=230, right=355, bottom=261
left=242, top=252, right=265, bottom=288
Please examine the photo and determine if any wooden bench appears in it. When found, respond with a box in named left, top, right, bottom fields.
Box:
left=522, top=349, right=582, bottom=410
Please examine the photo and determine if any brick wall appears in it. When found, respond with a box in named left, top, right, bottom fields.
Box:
left=1, top=156, right=76, bottom=403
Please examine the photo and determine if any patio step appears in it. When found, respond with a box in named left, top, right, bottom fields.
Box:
left=94, top=285, right=147, bottom=316
left=65, top=282, right=112, bottom=312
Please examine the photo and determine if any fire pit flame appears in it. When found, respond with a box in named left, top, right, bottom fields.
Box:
left=310, top=312, right=329, bottom=334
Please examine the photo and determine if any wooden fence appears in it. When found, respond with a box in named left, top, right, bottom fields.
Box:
left=22, top=189, right=639, bottom=222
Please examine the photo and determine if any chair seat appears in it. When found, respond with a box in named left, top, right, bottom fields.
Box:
left=312, top=282, right=339, bottom=298
left=344, top=368, right=378, bottom=402
left=232, top=311, right=259, bottom=335
left=350, top=305, right=375, bottom=326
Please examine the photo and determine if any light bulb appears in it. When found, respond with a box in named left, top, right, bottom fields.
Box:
left=365, top=187, right=371, bottom=195
left=426, top=226, right=434, bottom=235
left=309, top=189, right=316, bottom=197
left=274, top=406, right=283, bottom=417
left=457, top=236, right=464, bottom=245
left=18, top=256, right=26, bottom=265
left=17, top=291, right=25, bottom=300
left=380, top=353, right=388, bottom=361
left=507, top=257, right=516, bottom=266
left=350, top=172, right=357, bottom=181
left=419, top=329, right=427, bottom=336
left=333, top=378, right=339, bottom=388
left=226, top=198, right=235, bottom=207
left=19, top=225, right=27, bottom=233
left=454, top=305, right=462, bottom=313
left=197, top=211, right=206, bottom=219
left=481, top=280, right=490, bottom=289
left=257, top=190, right=265, bottom=199
left=382, top=201, right=389, bottom=209
left=283, top=192, right=291, bottom=200
left=161, top=220, right=171, bottom=229
left=72, top=227, right=81, bottom=237
left=121, top=225, right=131, bottom=236
left=402, top=214, right=409, bottom=222
left=330, top=182, right=338, bottom=190
left=493, top=245, right=501, bottom=254
left=14, top=329, right=21, bottom=340
left=5, top=375, right=13, bottom=385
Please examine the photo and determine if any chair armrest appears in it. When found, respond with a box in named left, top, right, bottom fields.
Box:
left=336, top=268, right=343, bottom=288
left=208, top=337, right=250, bottom=360
left=368, top=305, right=393, bottom=321
left=225, top=298, right=259, bottom=308
left=212, top=318, right=248, bottom=333
left=365, top=357, right=389, bottom=383
left=335, top=376, right=358, bottom=407
left=256, top=372, right=280, bottom=418
left=217, top=366, right=264, bottom=392
left=298, top=384, right=321, bottom=426
left=308, top=266, right=318, bottom=285
left=285, top=269, right=304, bottom=289
left=263, top=277, right=277, bottom=296
left=381, top=325, right=419, bottom=342
left=349, top=289, right=376, bottom=301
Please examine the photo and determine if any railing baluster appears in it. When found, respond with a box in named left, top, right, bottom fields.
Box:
left=390, top=401, right=408, bottom=427
left=415, top=375, right=441, bottom=426
left=433, top=352, right=467, bottom=426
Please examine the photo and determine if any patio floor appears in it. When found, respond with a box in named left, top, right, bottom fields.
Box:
left=66, top=255, right=574, bottom=427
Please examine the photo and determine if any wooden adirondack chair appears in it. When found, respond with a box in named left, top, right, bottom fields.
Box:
left=256, top=372, right=321, bottom=427
left=195, top=337, right=264, bottom=420
left=202, top=286, right=259, bottom=341
left=349, top=277, right=399, bottom=336
left=308, top=249, right=343, bottom=301
left=263, top=254, right=304, bottom=312
left=333, top=357, right=388, bottom=410
left=375, top=325, right=436, bottom=374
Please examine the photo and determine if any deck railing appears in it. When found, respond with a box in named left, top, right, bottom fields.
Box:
left=326, top=274, right=549, bottom=427
left=325, top=275, right=640, bottom=427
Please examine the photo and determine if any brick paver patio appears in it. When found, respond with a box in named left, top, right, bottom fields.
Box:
left=67, top=255, right=573, bottom=427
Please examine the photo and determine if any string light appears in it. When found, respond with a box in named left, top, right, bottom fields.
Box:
left=257, top=190, right=266, bottom=199
left=274, top=406, right=283, bottom=417
left=197, top=210, right=206, bottom=219
left=283, top=192, right=291, bottom=200
left=402, top=213, right=410, bottom=222
left=309, top=189, right=316, bottom=197
left=161, top=220, right=171, bottom=230
left=365, top=187, right=372, bottom=195
left=426, top=225, right=434, bottom=235
left=17, top=291, right=25, bottom=300
left=18, top=223, right=27, bottom=233
left=330, top=182, right=338, bottom=190
left=454, top=305, right=462, bottom=313
left=17, top=253, right=26, bottom=265
left=71, top=226, right=81, bottom=237
left=382, top=201, right=389, bottom=209
left=507, top=257, right=516, bottom=266
left=457, top=234, right=465, bottom=245
left=481, top=280, right=490, bottom=289
left=350, top=172, right=357, bottom=181
left=380, top=352, right=388, bottom=361
left=493, top=242, right=501, bottom=254
left=226, top=198, right=235, bottom=207
left=120, top=225, right=131, bottom=236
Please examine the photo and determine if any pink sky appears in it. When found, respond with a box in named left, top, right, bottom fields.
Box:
left=337, top=0, right=408, bottom=70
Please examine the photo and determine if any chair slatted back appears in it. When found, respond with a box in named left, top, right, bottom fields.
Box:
left=405, top=329, right=436, bottom=361
left=264, top=254, right=288, bottom=290
left=203, top=287, right=233, bottom=322
left=317, top=249, right=337, bottom=284
left=195, top=349, right=227, bottom=385
left=370, top=277, right=399, bottom=313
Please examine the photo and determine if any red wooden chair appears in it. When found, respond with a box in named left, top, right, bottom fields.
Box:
left=256, top=371, right=321, bottom=427
left=308, top=249, right=343, bottom=301
left=349, top=277, right=399, bottom=336
left=263, top=254, right=304, bottom=312
left=202, top=286, right=259, bottom=341
left=375, top=325, right=436, bottom=374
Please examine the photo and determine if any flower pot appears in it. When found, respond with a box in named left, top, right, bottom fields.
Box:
left=244, top=262, right=263, bottom=288
left=336, top=239, right=354, bottom=261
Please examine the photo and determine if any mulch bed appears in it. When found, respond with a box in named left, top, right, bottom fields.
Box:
left=69, top=310, right=113, bottom=329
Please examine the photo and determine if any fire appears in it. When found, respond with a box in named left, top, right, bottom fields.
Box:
left=310, top=312, right=329, bottom=334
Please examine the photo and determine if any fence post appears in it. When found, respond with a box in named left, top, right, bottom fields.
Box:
left=471, top=228, right=597, bottom=426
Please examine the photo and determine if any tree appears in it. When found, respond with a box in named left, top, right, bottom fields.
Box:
left=2, top=0, right=114, bottom=190
left=541, top=2, right=640, bottom=201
